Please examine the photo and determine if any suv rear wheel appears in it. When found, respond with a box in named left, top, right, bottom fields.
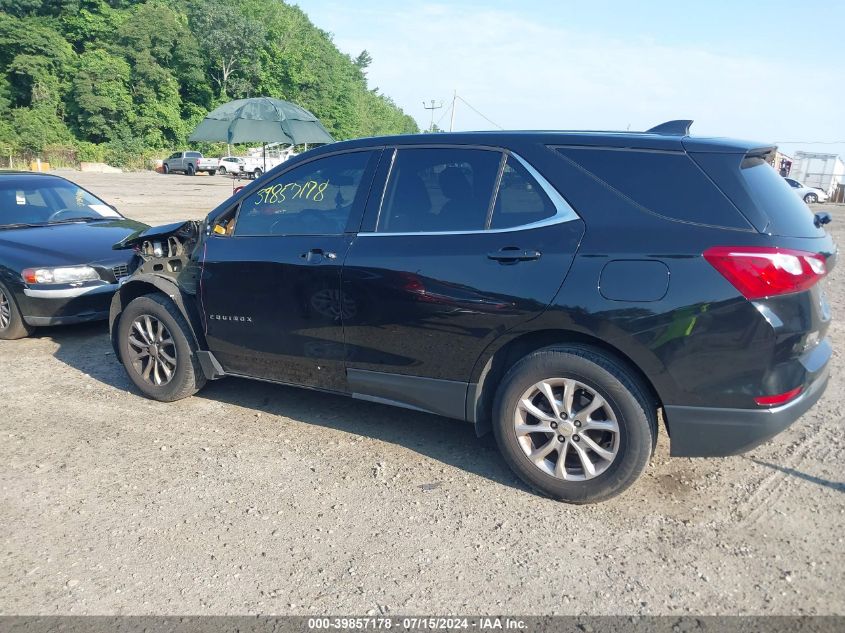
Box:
left=492, top=345, right=656, bottom=503
left=117, top=293, right=206, bottom=402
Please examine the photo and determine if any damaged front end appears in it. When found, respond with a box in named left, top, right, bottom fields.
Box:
left=113, top=220, right=204, bottom=291
left=109, top=219, right=212, bottom=363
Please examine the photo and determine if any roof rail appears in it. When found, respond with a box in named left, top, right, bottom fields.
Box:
left=646, top=120, right=693, bottom=136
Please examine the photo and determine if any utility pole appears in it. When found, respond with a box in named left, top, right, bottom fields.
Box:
left=449, top=90, right=457, bottom=132
left=422, top=99, right=442, bottom=132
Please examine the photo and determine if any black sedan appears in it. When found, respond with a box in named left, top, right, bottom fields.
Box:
left=0, top=172, right=147, bottom=339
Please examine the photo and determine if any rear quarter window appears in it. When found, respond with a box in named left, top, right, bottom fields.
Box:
left=736, top=156, right=823, bottom=237
left=554, top=147, right=751, bottom=230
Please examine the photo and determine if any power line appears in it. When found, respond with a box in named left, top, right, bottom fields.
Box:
left=434, top=100, right=452, bottom=129
left=456, top=95, right=504, bottom=130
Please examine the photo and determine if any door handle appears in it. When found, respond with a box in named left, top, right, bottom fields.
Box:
left=301, top=248, right=337, bottom=263
left=487, top=247, right=542, bottom=263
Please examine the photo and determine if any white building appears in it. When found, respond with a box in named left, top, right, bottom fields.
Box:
left=790, top=151, right=845, bottom=196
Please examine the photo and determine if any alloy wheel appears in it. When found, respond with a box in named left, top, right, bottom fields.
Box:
left=513, top=378, right=620, bottom=480
left=127, top=315, right=178, bottom=386
left=0, top=289, right=10, bottom=330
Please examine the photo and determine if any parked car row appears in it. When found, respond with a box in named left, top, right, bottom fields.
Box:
left=1, top=123, right=836, bottom=504
left=163, top=151, right=299, bottom=180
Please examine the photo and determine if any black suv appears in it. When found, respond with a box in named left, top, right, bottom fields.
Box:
left=109, top=121, right=835, bottom=503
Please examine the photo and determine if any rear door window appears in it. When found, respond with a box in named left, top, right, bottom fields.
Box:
left=376, top=148, right=502, bottom=233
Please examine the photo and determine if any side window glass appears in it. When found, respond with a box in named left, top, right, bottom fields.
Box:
left=377, top=148, right=501, bottom=233
left=235, top=151, right=372, bottom=237
left=490, top=156, right=556, bottom=229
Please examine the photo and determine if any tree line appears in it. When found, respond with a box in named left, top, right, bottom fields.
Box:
left=0, top=0, right=419, bottom=168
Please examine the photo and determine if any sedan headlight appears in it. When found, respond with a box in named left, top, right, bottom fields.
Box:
left=22, top=266, right=100, bottom=285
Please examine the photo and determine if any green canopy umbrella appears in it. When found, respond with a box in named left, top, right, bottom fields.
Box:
left=188, top=97, right=334, bottom=170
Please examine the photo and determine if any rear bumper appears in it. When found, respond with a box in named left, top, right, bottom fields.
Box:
left=666, top=339, right=831, bottom=457
left=21, top=283, right=115, bottom=326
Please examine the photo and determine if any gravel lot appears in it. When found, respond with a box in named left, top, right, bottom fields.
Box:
left=1, top=171, right=843, bottom=616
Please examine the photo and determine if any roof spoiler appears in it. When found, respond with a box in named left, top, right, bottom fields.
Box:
left=646, top=120, right=693, bottom=136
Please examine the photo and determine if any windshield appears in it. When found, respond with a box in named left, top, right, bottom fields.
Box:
left=0, top=178, right=121, bottom=227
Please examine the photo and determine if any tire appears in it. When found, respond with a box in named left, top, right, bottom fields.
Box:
left=117, top=293, right=206, bottom=402
left=804, top=193, right=818, bottom=204
left=492, top=345, right=656, bottom=504
left=218, top=167, right=227, bottom=175
left=163, top=164, right=170, bottom=174
left=186, top=164, right=195, bottom=176
left=253, top=168, right=262, bottom=179
left=0, top=281, right=34, bottom=340
left=208, top=170, right=216, bottom=176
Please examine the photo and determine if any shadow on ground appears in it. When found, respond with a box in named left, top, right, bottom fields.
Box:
left=751, top=458, right=845, bottom=493
left=47, top=321, right=526, bottom=494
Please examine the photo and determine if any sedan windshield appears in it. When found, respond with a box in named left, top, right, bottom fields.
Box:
left=0, top=178, right=121, bottom=227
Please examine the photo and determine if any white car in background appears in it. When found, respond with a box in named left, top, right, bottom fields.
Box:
left=784, top=177, right=829, bottom=204
left=217, top=156, right=244, bottom=176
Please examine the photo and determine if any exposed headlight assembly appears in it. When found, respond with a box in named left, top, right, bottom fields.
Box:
left=22, top=266, right=100, bottom=285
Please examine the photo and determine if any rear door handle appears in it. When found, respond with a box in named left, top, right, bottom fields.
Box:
left=487, top=247, right=542, bottom=263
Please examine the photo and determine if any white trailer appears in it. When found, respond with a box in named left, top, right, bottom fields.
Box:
left=790, top=151, right=845, bottom=197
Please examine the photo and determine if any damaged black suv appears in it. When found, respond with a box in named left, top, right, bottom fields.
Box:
left=110, top=122, right=835, bottom=503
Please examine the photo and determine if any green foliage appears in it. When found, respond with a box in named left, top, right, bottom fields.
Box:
left=0, top=0, right=418, bottom=169
left=8, top=106, right=74, bottom=153
left=69, top=48, right=133, bottom=142
left=75, top=140, right=106, bottom=163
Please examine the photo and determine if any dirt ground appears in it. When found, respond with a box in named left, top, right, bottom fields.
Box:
left=1, top=171, right=843, bottom=616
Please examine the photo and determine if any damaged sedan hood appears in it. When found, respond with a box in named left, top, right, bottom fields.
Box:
left=1, top=219, right=147, bottom=269
left=113, top=220, right=201, bottom=251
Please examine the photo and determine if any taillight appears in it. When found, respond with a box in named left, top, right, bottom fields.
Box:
left=754, top=386, right=802, bottom=407
left=703, top=246, right=827, bottom=300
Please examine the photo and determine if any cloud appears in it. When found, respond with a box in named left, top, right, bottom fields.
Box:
left=309, top=2, right=843, bottom=151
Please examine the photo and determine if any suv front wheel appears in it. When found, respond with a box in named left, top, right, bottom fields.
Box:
left=117, top=293, right=206, bottom=402
left=493, top=345, right=656, bottom=503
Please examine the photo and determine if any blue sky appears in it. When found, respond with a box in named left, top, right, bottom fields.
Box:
left=298, top=0, right=845, bottom=159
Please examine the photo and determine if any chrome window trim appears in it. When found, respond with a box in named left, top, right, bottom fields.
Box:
left=360, top=150, right=580, bottom=237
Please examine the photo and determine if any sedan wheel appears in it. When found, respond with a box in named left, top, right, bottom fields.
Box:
left=0, top=282, right=34, bottom=339
left=0, top=288, right=11, bottom=330
left=514, top=378, right=620, bottom=480
left=127, top=314, right=178, bottom=386
left=218, top=167, right=227, bottom=175
left=805, top=193, right=818, bottom=204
